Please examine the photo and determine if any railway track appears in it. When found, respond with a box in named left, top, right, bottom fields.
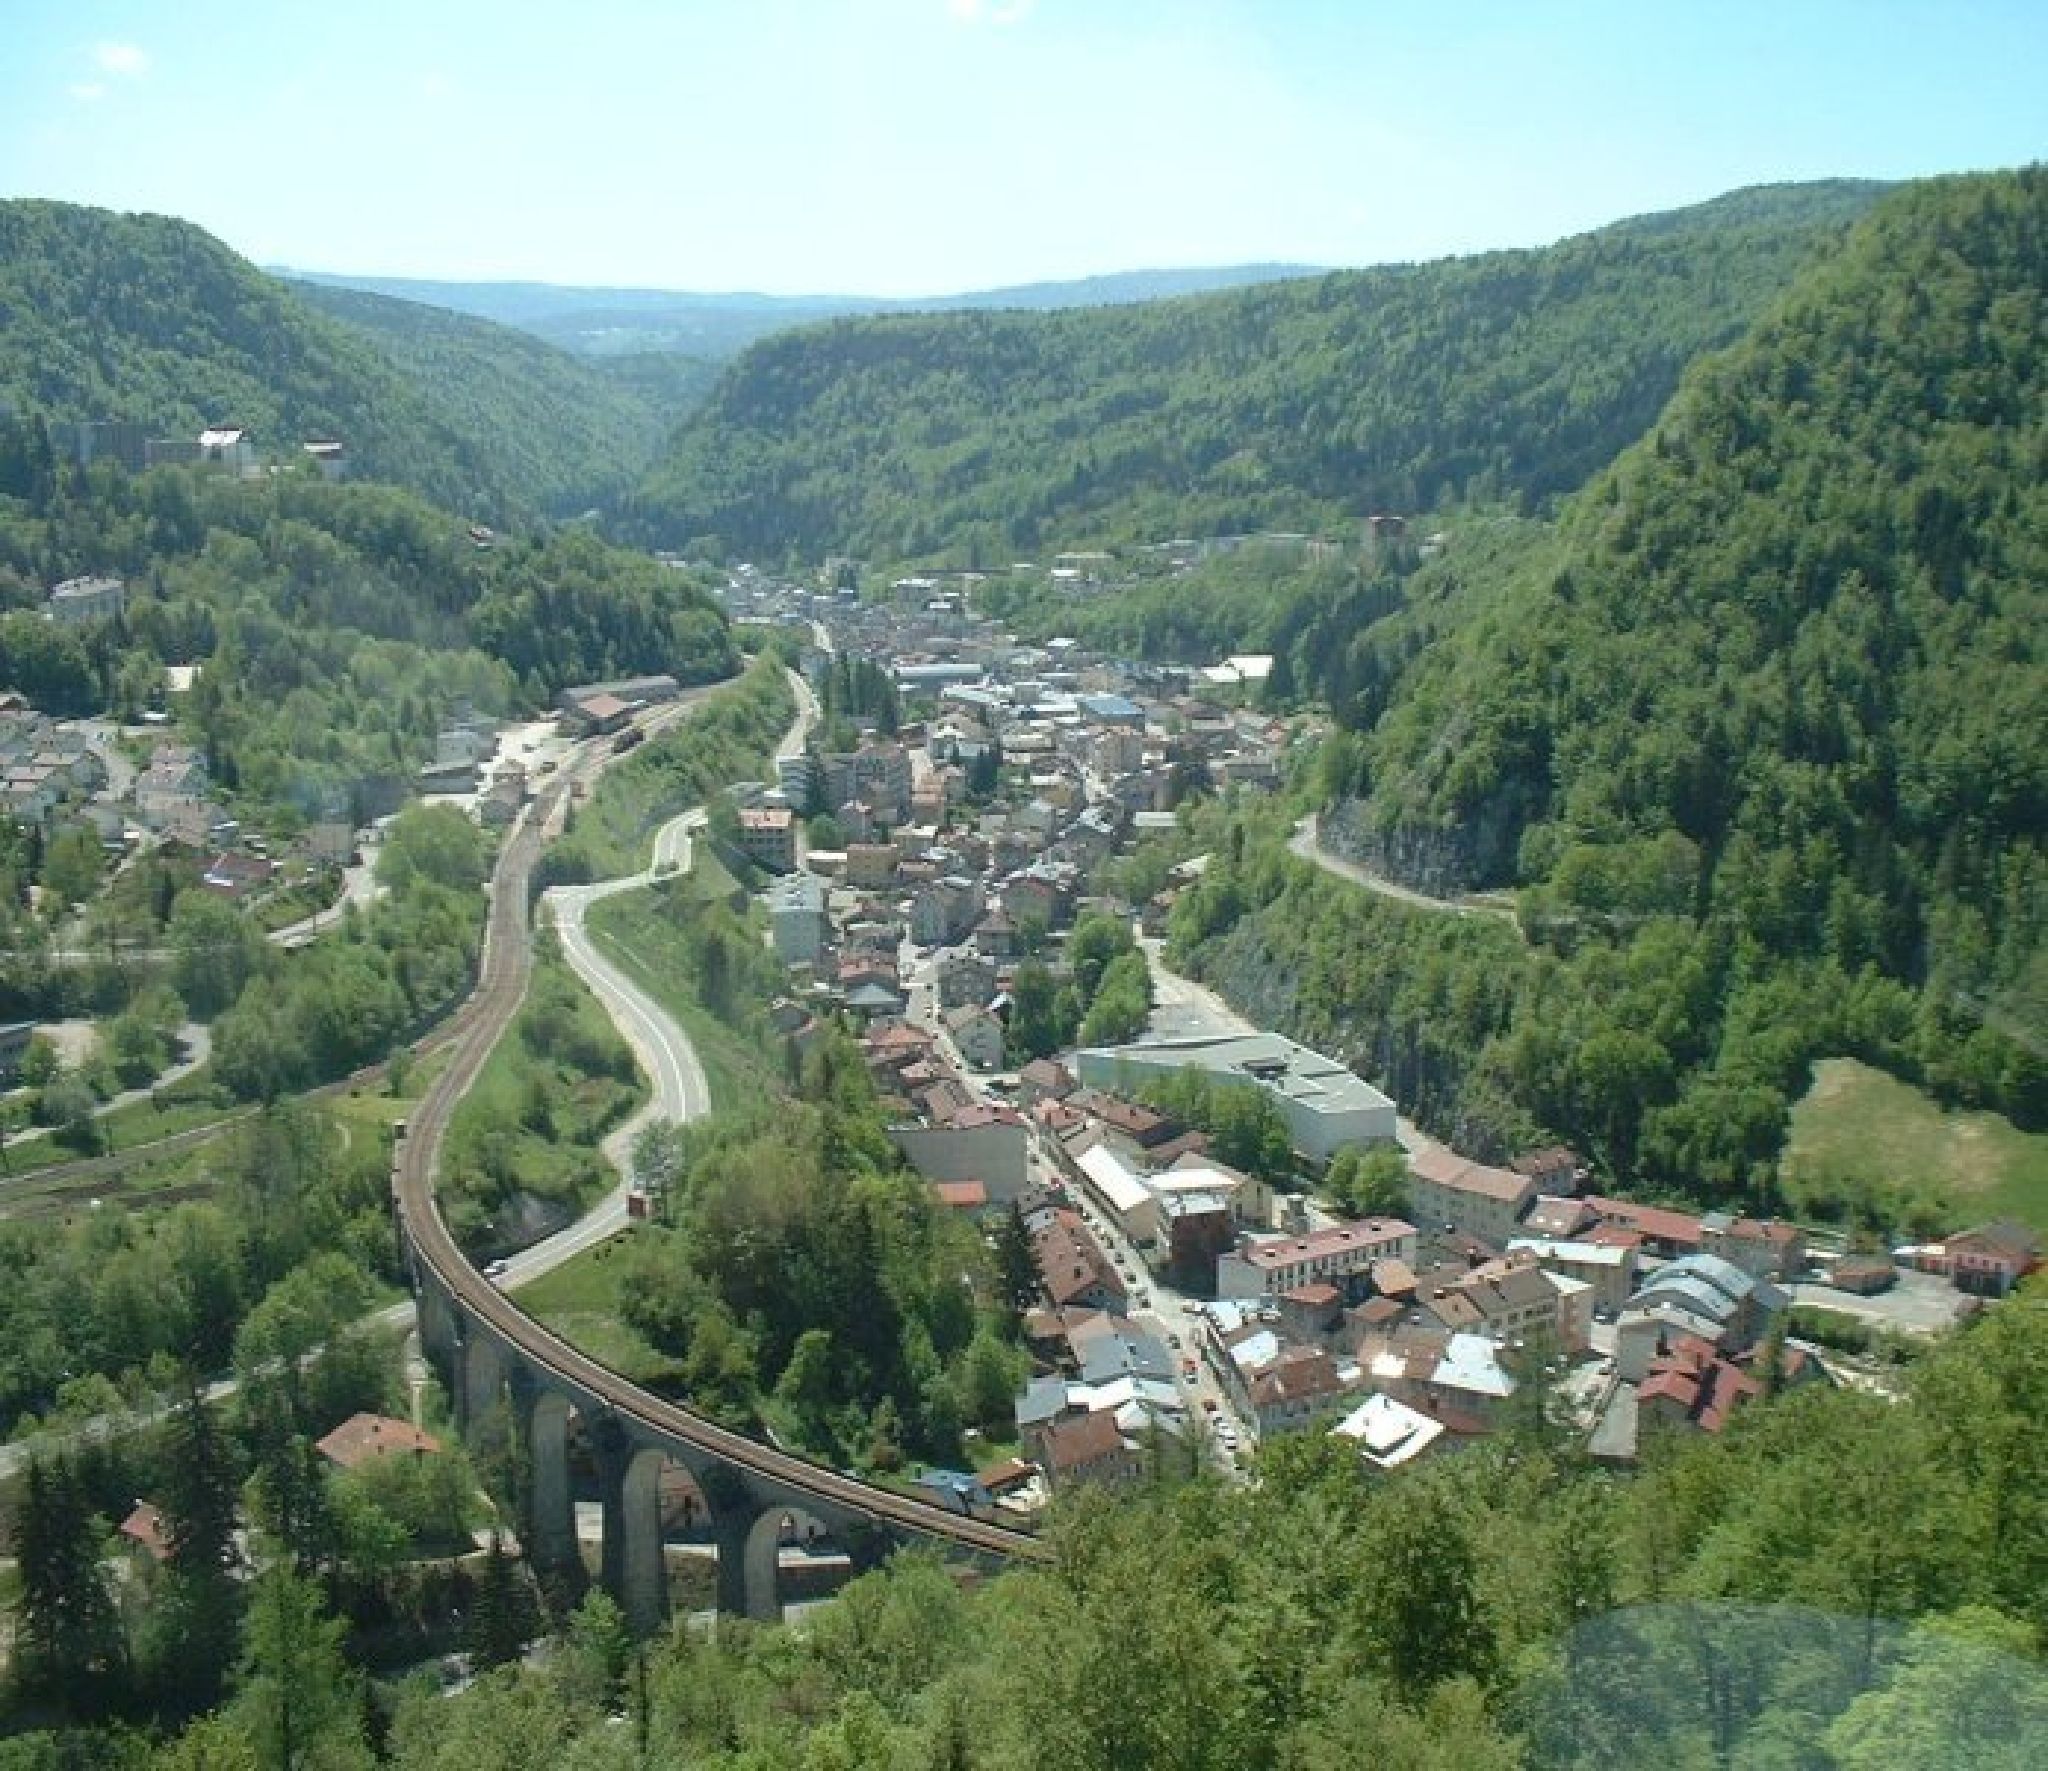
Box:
left=392, top=786, right=1046, bottom=1566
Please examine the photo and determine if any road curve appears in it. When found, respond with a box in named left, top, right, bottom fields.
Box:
left=1288, top=813, right=1519, bottom=927
left=393, top=721, right=1043, bottom=1566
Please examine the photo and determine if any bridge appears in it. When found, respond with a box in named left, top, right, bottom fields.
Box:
left=392, top=769, right=1044, bottom=1632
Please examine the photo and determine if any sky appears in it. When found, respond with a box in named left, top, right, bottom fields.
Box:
left=2, top=0, right=2043, bottom=297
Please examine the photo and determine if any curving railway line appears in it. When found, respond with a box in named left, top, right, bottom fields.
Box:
left=391, top=781, right=1047, bottom=1570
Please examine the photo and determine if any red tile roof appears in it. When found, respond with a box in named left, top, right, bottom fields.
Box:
left=315, top=1412, right=442, bottom=1470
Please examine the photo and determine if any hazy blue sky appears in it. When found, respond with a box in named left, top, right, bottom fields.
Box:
left=3, top=1, right=2042, bottom=295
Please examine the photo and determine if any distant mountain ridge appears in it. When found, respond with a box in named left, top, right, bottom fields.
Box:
left=274, top=263, right=1333, bottom=359
left=628, top=179, right=1890, bottom=560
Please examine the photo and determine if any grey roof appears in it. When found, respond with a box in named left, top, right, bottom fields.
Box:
left=1078, top=1326, right=1175, bottom=1388
left=1016, top=1374, right=1070, bottom=1428
left=1636, top=1273, right=1739, bottom=1324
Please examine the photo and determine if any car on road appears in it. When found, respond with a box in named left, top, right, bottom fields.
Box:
left=1182, top=1359, right=1198, bottom=1379
left=1202, top=1397, right=1219, bottom=1414
left=1167, top=1333, right=1182, bottom=1349
left=484, top=1258, right=510, bottom=1279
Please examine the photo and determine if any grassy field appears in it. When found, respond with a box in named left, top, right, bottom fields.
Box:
left=1781, top=1057, right=2048, bottom=1236
left=515, top=1227, right=685, bottom=1388
left=440, top=949, right=645, bottom=1250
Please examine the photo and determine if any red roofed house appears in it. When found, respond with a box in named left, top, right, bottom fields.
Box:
left=1034, top=1409, right=1141, bottom=1490
left=1245, top=1344, right=1352, bottom=1437
left=1941, top=1221, right=2042, bottom=1297
left=1030, top=1208, right=1128, bottom=1316
left=1583, top=1195, right=1705, bottom=1259
left=316, top=1412, right=443, bottom=1471
left=1408, top=1146, right=1537, bottom=1244
left=119, top=1500, right=171, bottom=1563
left=1218, top=1218, right=1418, bottom=1301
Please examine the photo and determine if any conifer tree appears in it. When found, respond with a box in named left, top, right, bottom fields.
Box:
left=12, top=1455, right=128, bottom=1719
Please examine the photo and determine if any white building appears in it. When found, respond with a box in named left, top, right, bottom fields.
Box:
left=1075, top=1033, right=1397, bottom=1165
left=1332, top=1392, right=1447, bottom=1471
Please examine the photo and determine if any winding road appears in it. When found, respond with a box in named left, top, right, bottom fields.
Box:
left=506, top=663, right=821, bottom=1288
left=1288, top=812, right=1519, bottom=927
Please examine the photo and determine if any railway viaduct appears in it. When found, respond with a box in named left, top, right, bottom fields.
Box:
left=392, top=776, right=1043, bottom=1632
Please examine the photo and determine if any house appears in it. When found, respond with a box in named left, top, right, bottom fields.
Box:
left=973, top=907, right=1019, bottom=959
left=200, top=851, right=277, bottom=901
left=135, top=745, right=209, bottom=829
left=1506, top=1236, right=1638, bottom=1313
left=198, top=426, right=257, bottom=474
left=1940, top=1221, right=2042, bottom=1297
left=1015, top=1056, right=1076, bottom=1106
left=893, top=1109, right=1030, bottom=1201
left=943, top=1003, right=1006, bottom=1072
left=1702, top=1213, right=1807, bottom=1280
left=1157, top=1189, right=1233, bottom=1294
left=1583, top=1195, right=1705, bottom=1259
left=1244, top=1344, right=1351, bottom=1438
left=1406, top=1145, right=1538, bottom=1245
left=1521, top=1195, right=1600, bottom=1240
left=1828, top=1255, right=1898, bottom=1296
left=1031, top=1208, right=1127, bottom=1315
left=735, top=806, right=796, bottom=873
left=1217, top=1218, right=1418, bottom=1301
left=46, top=575, right=126, bottom=626
left=768, top=871, right=829, bottom=966
left=1071, top=1089, right=1177, bottom=1149
left=911, top=875, right=983, bottom=946
left=1416, top=1250, right=1584, bottom=1351
left=314, top=1413, right=443, bottom=1470
left=560, top=692, right=634, bottom=737
left=1423, top=1333, right=1518, bottom=1423
left=843, top=842, right=901, bottom=889
left=1034, top=1409, right=1141, bottom=1490
left=1069, top=1138, right=1159, bottom=1245
left=1511, top=1145, right=1586, bottom=1194
left=1332, top=1392, right=1447, bottom=1471
left=302, top=440, right=348, bottom=481
left=118, top=1500, right=172, bottom=1565
left=1001, top=865, right=1075, bottom=931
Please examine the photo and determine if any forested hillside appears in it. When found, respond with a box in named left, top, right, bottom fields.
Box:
left=0, top=447, right=734, bottom=824
left=1337, top=166, right=2043, bottom=1044
left=287, top=282, right=710, bottom=510
left=629, top=181, right=1884, bottom=560
left=1162, top=170, right=2045, bottom=1215
left=0, top=202, right=647, bottom=521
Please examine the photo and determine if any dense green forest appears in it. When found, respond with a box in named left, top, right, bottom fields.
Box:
left=630, top=181, right=1883, bottom=560
left=287, top=281, right=707, bottom=510
left=0, top=202, right=659, bottom=521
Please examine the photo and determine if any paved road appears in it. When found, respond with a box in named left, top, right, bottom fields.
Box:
left=508, top=671, right=818, bottom=1284
left=1288, top=813, right=1519, bottom=927
left=270, top=840, right=386, bottom=949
